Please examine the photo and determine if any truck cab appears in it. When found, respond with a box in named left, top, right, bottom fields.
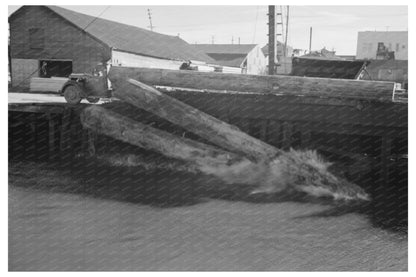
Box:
left=62, top=65, right=112, bottom=104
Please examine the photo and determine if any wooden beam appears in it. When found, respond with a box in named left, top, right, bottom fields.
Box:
left=167, top=91, right=407, bottom=128
left=80, top=105, right=252, bottom=171
left=48, top=113, right=56, bottom=160
left=109, top=66, right=396, bottom=102
left=111, top=78, right=282, bottom=161
left=59, top=108, right=72, bottom=160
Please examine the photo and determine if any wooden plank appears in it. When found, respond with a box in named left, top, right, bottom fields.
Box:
left=26, top=113, right=37, bottom=160
left=8, top=104, right=66, bottom=114
left=266, top=120, right=282, bottom=147
left=48, top=113, right=56, bottom=160
left=30, top=77, right=68, bottom=92
left=80, top=106, right=251, bottom=171
left=300, top=129, right=312, bottom=147
left=59, top=108, right=72, bottom=160
left=381, top=136, right=393, bottom=185
left=282, top=122, right=293, bottom=150
left=109, top=66, right=396, bottom=102
left=112, top=78, right=282, bottom=161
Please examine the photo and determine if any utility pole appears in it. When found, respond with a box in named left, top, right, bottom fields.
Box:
left=309, top=27, right=313, bottom=53
left=268, top=5, right=276, bottom=75
left=284, top=6, right=289, bottom=57
left=147, top=9, right=154, bottom=31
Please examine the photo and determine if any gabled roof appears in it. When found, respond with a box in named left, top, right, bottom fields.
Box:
left=205, top=54, right=247, bottom=67
left=193, top=44, right=257, bottom=55
left=9, top=5, right=214, bottom=63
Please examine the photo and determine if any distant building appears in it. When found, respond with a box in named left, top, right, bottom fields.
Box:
left=8, top=5, right=214, bottom=88
left=193, top=44, right=267, bottom=75
left=261, top=42, right=298, bottom=75
left=356, top=31, right=408, bottom=60
left=362, top=60, right=408, bottom=89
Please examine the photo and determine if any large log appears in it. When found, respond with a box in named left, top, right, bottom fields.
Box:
left=108, top=66, right=396, bottom=102
left=80, top=104, right=370, bottom=201
left=110, top=78, right=281, bottom=161
left=80, top=105, right=252, bottom=171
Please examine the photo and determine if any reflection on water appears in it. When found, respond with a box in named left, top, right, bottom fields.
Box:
left=9, top=161, right=407, bottom=271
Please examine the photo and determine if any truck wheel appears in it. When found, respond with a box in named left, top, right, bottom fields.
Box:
left=63, top=84, right=83, bottom=104
left=87, top=97, right=100, bottom=104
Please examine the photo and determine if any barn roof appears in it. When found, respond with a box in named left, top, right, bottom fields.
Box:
left=192, top=44, right=258, bottom=67
left=10, top=5, right=214, bottom=63
left=193, top=44, right=257, bottom=55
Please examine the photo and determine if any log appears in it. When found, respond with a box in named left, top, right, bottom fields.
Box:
left=81, top=106, right=370, bottom=202
left=80, top=105, right=252, bottom=172
left=109, top=66, right=396, bottom=102
left=111, top=78, right=282, bottom=161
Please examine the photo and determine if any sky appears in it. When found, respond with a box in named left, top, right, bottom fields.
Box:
left=8, top=5, right=408, bottom=55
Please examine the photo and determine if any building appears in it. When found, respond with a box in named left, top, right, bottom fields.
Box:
left=362, top=59, right=408, bottom=89
left=193, top=44, right=267, bottom=75
left=356, top=31, right=408, bottom=60
left=8, top=5, right=214, bottom=88
left=261, top=42, right=297, bottom=75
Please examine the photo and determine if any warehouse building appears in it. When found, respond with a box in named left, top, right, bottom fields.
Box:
left=8, top=5, right=214, bottom=88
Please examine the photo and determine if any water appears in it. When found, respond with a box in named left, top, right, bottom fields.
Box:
left=9, top=161, right=407, bottom=271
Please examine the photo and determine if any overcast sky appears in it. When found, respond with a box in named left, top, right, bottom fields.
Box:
left=8, top=5, right=408, bottom=55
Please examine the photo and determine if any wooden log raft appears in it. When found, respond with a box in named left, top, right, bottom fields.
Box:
left=110, top=78, right=282, bottom=162
left=109, top=66, right=396, bottom=102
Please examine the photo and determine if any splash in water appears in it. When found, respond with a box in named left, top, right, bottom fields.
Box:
left=98, top=148, right=370, bottom=202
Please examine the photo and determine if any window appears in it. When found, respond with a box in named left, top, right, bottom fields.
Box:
left=396, top=43, right=400, bottom=52
left=29, top=28, right=44, bottom=49
left=39, top=60, right=72, bottom=78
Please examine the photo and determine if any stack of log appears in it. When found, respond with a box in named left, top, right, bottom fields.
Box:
left=80, top=72, right=371, bottom=202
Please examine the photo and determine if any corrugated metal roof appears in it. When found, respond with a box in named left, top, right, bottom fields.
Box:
left=193, top=44, right=257, bottom=55
left=39, top=6, right=214, bottom=62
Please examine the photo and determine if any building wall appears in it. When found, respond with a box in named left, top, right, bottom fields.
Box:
left=275, top=56, right=292, bottom=75
left=246, top=45, right=268, bottom=75
left=111, top=50, right=184, bottom=70
left=9, top=6, right=111, bottom=87
left=356, top=31, right=408, bottom=60
left=11, top=59, right=39, bottom=88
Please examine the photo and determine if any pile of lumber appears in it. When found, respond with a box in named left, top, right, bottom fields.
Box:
left=30, top=77, right=68, bottom=93
left=80, top=71, right=372, bottom=202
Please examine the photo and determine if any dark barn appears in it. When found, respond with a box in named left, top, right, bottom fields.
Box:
left=8, top=5, right=213, bottom=89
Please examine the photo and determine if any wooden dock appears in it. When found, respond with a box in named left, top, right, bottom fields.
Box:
left=8, top=68, right=408, bottom=209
